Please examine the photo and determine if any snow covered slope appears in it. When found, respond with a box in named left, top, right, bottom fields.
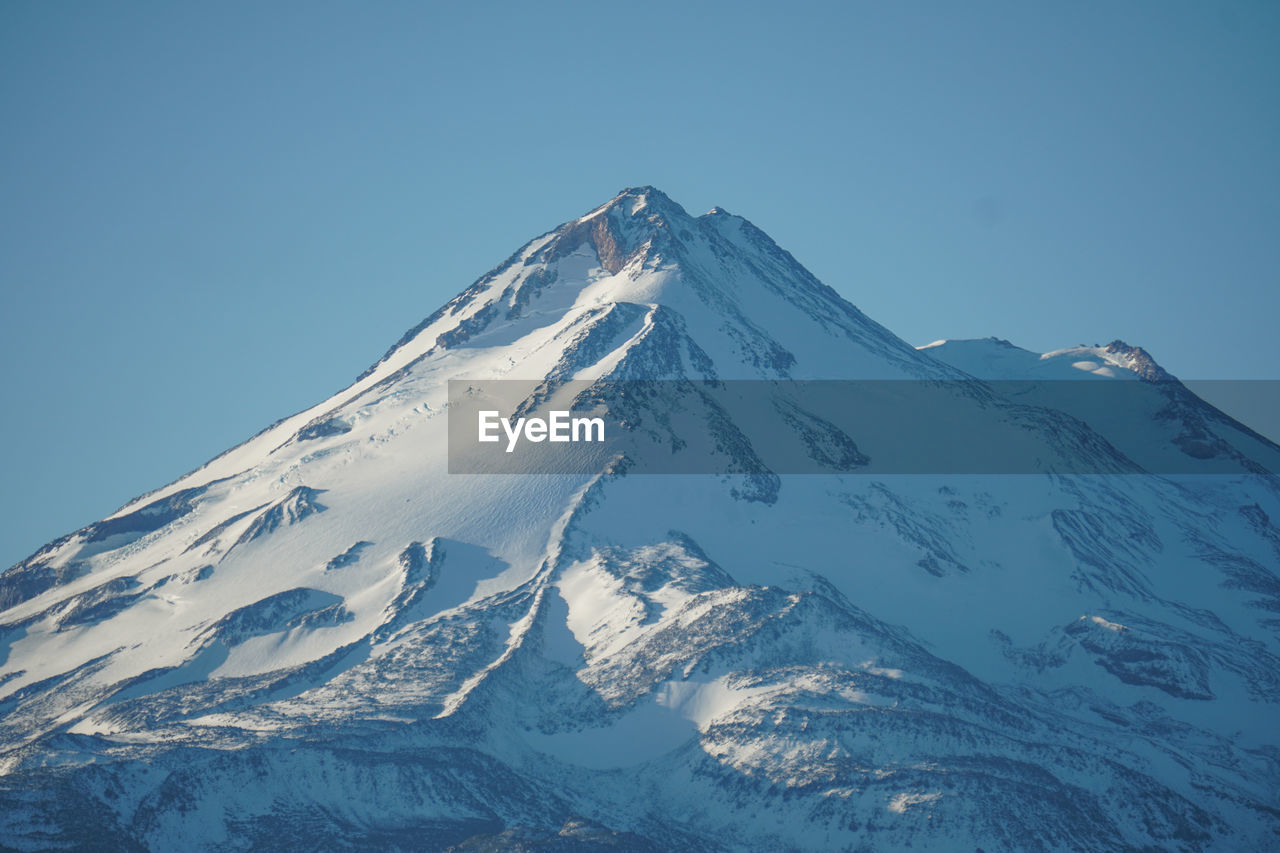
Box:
left=920, top=337, right=1280, bottom=476
left=918, top=337, right=1174, bottom=381
left=2, top=188, right=1278, bottom=851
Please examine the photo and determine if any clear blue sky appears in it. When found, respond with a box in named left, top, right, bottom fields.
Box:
left=2, top=1, right=1278, bottom=569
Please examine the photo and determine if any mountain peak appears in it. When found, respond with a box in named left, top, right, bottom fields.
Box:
left=1103, top=339, right=1174, bottom=382
left=922, top=336, right=1179, bottom=384
left=615, top=184, right=670, bottom=202
left=576, top=185, right=687, bottom=225
left=353, top=187, right=941, bottom=385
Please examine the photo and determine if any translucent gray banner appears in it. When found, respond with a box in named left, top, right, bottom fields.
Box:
left=446, top=379, right=1280, bottom=475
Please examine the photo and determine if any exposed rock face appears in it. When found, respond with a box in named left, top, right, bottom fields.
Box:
left=1104, top=339, right=1177, bottom=383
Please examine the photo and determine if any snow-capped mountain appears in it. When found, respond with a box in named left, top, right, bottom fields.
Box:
left=2, top=187, right=1278, bottom=851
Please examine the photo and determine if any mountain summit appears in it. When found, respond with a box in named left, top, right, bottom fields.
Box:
left=2, top=189, right=1278, bottom=851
